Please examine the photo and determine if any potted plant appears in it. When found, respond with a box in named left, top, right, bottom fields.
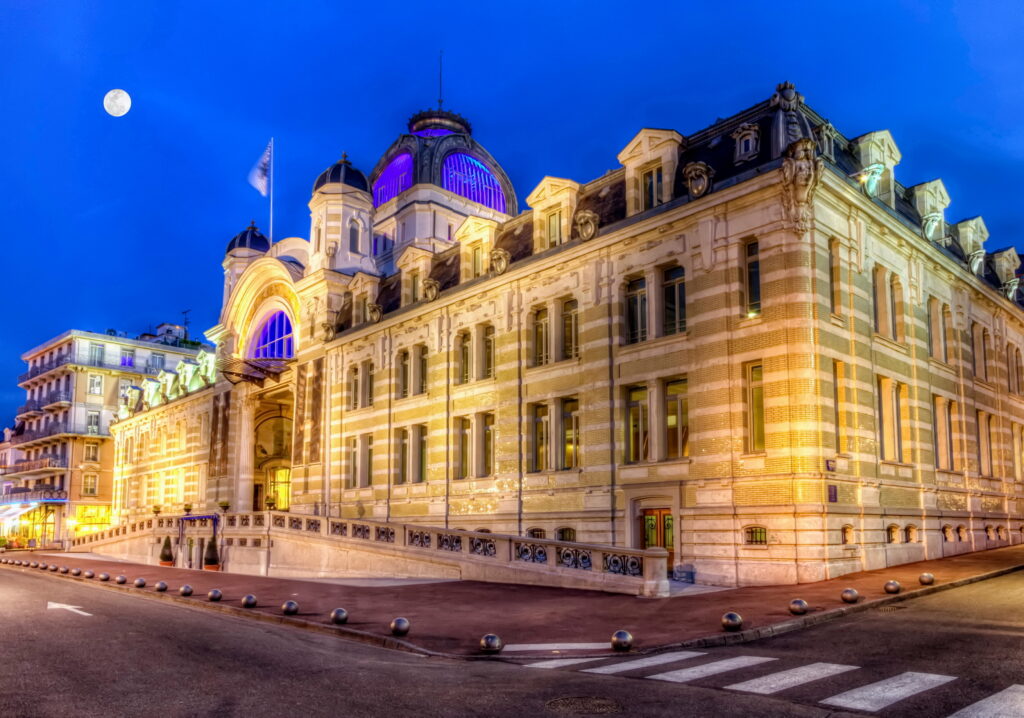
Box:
left=182, top=503, right=193, bottom=516
left=217, top=500, right=230, bottom=513
left=158, top=536, right=174, bottom=566
left=265, top=496, right=276, bottom=511
left=152, top=505, right=162, bottom=517
left=203, top=538, right=220, bottom=571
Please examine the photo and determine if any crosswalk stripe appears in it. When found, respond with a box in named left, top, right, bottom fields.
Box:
left=647, top=656, right=778, bottom=684
left=947, top=685, right=1024, bottom=717
left=581, top=651, right=706, bottom=675
left=725, top=662, right=859, bottom=694
left=504, top=643, right=607, bottom=652
left=821, top=671, right=956, bottom=712
left=525, top=657, right=608, bottom=669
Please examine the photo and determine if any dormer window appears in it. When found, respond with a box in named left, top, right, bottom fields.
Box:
left=732, top=123, right=759, bottom=163
left=410, top=272, right=421, bottom=302
left=471, top=244, right=485, bottom=278
left=546, top=210, right=564, bottom=247
left=641, top=166, right=663, bottom=210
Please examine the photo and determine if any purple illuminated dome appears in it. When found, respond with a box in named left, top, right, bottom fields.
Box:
left=373, top=152, right=413, bottom=207
left=251, top=311, right=294, bottom=359
left=442, top=153, right=507, bottom=213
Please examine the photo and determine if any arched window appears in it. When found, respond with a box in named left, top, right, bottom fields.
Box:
left=527, top=528, right=546, bottom=539
left=904, top=525, right=918, bottom=543
left=986, top=525, right=995, bottom=541
left=373, top=152, right=413, bottom=207
left=943, top=525, right=954, bottom=542
left=887, top=525, right=900, bottom=544
left=251, top=312, right=294, bottom=359
left=998, top=525, right=1007, bottom=541
left=957, top=525, right=968, bottom=542
left=556, top=527, right=576, bottom=542
left=441, top=153, right=507, bottom=213
left=349, top=220, right=360, bottom=254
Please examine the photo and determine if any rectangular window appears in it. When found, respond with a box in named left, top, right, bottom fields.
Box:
left=627, top=387, right=649, bottom=463
left=642, top=166, right=663, bottom=210
left=533, top=309, right=550, bottom=366
left=626, top=278, right=648, bottom=344
left=417, top=346, right=428, bottom=395
left=745, top=241, right=761, bottom=317
left=364, top=362, right=375, bottom=407
left=417, top=424, right=428, bottom=482
left=119, top=379, right=132, bottom=405
left=471, top=245, right=484, bottom=278
left=746, top=364, right=765, bottom=453
left=398, top=350, right=410, bottom=398
left=482, top=413, right=495, bottom=476
left=662, top=266, right=686, bottom=335
left=397, top=428, right=409, bottom=485
left=349, top=368, right=360, bottom=410
left=84, top=443, right=99, bottom=462
left=878, top=377, right=907, bottom=463
left=87, top=374, right=103, bottom=395
left=410, top=272, right=420, bottom=302
left=561, top=398, right=580, bottom=469
left=455, top=417, right=471, bottom=480
left=546, top=210, right=563, bottom=247
left=665, top=380, right=689, bottom=460
left=532, top=405, right=549, bottom=472
left=744, top=526, right=767, bottom=545
left=82, top=474, right=98, bottom=497
left=483, top=326, right=495, bottom=379
left=458, top=334, right=471, bottom=384
left=833, top=361, right=847, bottom=454
left=120, top=349, right=135, bottom=367
left=561, top=300, right=579, bottom=360
left=89, top=343, right=105, bottom=365
left=86, top=411, right=100, bottom=435
left=149, top=353, right=165, bottom=370
left=829, top=239, right=841, bottom=314
left=345, top=437, right=357, bottom=488
left=977, top=411, right=993, bottom=477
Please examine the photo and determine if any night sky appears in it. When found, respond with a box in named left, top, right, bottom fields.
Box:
left=1, top=1, right=1022, bottom=420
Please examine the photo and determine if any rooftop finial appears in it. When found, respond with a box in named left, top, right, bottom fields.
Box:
left=438, top=49, right=444, bottom=109
left=341, top=151, right=349, bottom=163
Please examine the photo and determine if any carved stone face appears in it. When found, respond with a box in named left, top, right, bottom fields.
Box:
left=683, top=162, right=713, bottom=199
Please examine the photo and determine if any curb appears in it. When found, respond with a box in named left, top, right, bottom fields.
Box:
left=5, top=559, right=1022, bottom=661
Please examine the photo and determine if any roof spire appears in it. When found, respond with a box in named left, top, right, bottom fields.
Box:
left=438, top=49, right=444, bottom=109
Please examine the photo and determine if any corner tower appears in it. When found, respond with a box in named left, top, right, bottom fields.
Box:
left=308, top=154, right=375, bottom=275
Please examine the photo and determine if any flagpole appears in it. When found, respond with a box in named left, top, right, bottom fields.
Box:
left=269, top=137, right=274, bottom=242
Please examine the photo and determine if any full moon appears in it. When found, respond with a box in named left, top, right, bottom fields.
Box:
left=103, top=89, right=131, bottom=117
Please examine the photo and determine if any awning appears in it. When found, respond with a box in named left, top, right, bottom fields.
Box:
left=0, top=503, right=38, bottom=523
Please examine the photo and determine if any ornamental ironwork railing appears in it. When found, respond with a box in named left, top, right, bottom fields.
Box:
left=0, top=456, right=68, bottom=475
left=0, top=488, right=68, bottom=504
left=18, top=353, right=164, bottom=383
left=10, top=421, right=109, bottom=445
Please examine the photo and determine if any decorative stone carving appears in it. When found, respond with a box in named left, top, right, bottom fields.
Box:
left=367, top=303, right=383, bottom=323
left=731, top=122, right=760, bottom=163
left=321, top=322, right=336, bottom=342
left=921, top=212, right=944, bottom=243
left=859, top=163, right=885, bottom=198
left=969, top=249, right=986, bottom=277
left=683, top=162, right=714, bottom=199
left=780, top=137, right=823, bottom=234
left=573, top=209, right=599, bottom=241
left=422, top=278, right=440, bottom=301
left=489, top=247, right=511, bottom=275
left=770, top=81, right=815, bottom=158
left=1003, top=278, right=1020, bottom=301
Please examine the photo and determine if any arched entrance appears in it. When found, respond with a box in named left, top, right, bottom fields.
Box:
left=253, top=401, right=292, bottom=511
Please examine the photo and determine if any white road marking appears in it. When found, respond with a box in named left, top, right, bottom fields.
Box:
left=647, top=656, right=777, bottom=683
left=504, top=643, right=608, bottom=652
left=581, top=651, right=706, bottom=675
left=46, top=601, right=92, bottom=617
left=947, top=684, right=1024, bottom=717
left=525, top=657, right=608, bottom=669
left=821, top=671, right=956, bottom=712
left=726, top=662, right=859, bottom=694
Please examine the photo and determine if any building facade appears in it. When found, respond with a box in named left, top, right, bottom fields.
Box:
left=0, top=325, right=202, bottom=547
left=110, top=84, right=1024, bottom=586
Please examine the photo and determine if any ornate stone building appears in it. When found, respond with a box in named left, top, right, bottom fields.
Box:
left=110, top=84, right=1024, bottom=586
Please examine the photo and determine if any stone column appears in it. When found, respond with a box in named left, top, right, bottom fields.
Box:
left=235, top=388, right=256, bottom=512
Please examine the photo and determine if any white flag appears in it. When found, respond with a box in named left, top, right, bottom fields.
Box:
left=248, top=140, right=272, bottom=197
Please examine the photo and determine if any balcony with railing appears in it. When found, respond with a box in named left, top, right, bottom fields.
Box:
left=14, top=399, right=44, bottom=419
left=0, top=487, right=69, bottom=505
left=10, top=421, right=110, bottom=446
left=0, top=456, right=68, bottom=476
left=18, top=352, right=165, bottom=384
left=42, top=391, right=73, bottom=410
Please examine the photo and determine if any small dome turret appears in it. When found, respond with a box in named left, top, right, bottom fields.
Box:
left=226, top=221, right=270, bottom=255
left=313, top=153, right=369, bottom=193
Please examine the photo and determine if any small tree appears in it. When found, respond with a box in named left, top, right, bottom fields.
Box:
left=159, top=536, right=173, bottom=564
left=203, top=538, right=220, bottom=568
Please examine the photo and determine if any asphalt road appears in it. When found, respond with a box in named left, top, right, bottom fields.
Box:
left=520, top=572, right=1024, bottom=717
left=0, top=569, right=847, bottom=718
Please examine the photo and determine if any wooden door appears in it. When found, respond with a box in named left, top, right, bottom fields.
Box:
left=641, top=508, right=674, bottom=569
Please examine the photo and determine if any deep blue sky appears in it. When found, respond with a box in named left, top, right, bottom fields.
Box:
left=1, top=0, right=1022, bottom=420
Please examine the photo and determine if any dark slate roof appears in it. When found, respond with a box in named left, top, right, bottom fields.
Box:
left=226, top=222, right=270, bottom=255
left=376, top=274, right=401, bottom=314
left=313, top=155, right=369, bottom=193
left=429, top=246, right=461, bottom=292
left=495, top=216, right=534, bottom=263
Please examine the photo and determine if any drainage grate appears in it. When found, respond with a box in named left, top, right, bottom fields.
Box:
left=877, top=605, right=908, bottom=613
left=545, top=697, right=621, bottom=715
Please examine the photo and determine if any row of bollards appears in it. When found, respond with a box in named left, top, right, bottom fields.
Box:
left=720, top=572, right=940, bottom=633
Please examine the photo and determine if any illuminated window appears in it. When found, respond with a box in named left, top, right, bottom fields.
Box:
left=561, top=398, right=580, bottom=470
left=416, top=345, right=428, bottom=395
left=527, top=528, right=546, bottom=539
left=455, top=417, right=471, bottom=480
left=665, top=379, right=689, bottom=460
left=373, top=153, right=413, bottom=207
left=120, top=349, right=135, bottom=367
left=441, top=153, right=507, bottom=212
left=416, top=424, right=428, bottom=482
left=457, top=332, right=471, bottom=384
left=532, top=405, right=549, bottom=472
left=625, top=278, right=648, bottom=344
left=251, top=312, right=294, bottom=359
left=662, top=266, right=686, bottom=335
left=561, top=300, right=578, bottom=360
left=744, top=526, right=767, bottom=545
left=533, top=309, right=550, bottom=366
left=877, top=376, right=909, bottom=463
left=887, top=525, right=900, bottom=544
left=829, top=239, right=842, bottom=314
left=87, top=374, right=103, bottom=395
left=397, top=350, right=410, bottom=398
left=84, top=443, right=99, bottom=462
left=482, top=413, right=495, bottom=476
left=626, top=386, right=649, bottom=463
left=745, top=241, right=761, bottom=317
left=746, top=364, right=765, bottom=453
left=82, top=474, right=98, bottom=497
left=546, top=210, right=563, bottom=247
left=482, top=326, right=495, bottom=379
left=397, top=427, right=410, bottom=484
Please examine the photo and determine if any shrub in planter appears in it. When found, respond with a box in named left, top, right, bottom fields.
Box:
left=203, top=539, right=220, bottom=571
left=159, top=536, right=174, bottom=566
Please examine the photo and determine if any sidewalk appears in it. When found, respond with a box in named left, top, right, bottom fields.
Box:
left=7, top=545, right=1024, bottom=657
